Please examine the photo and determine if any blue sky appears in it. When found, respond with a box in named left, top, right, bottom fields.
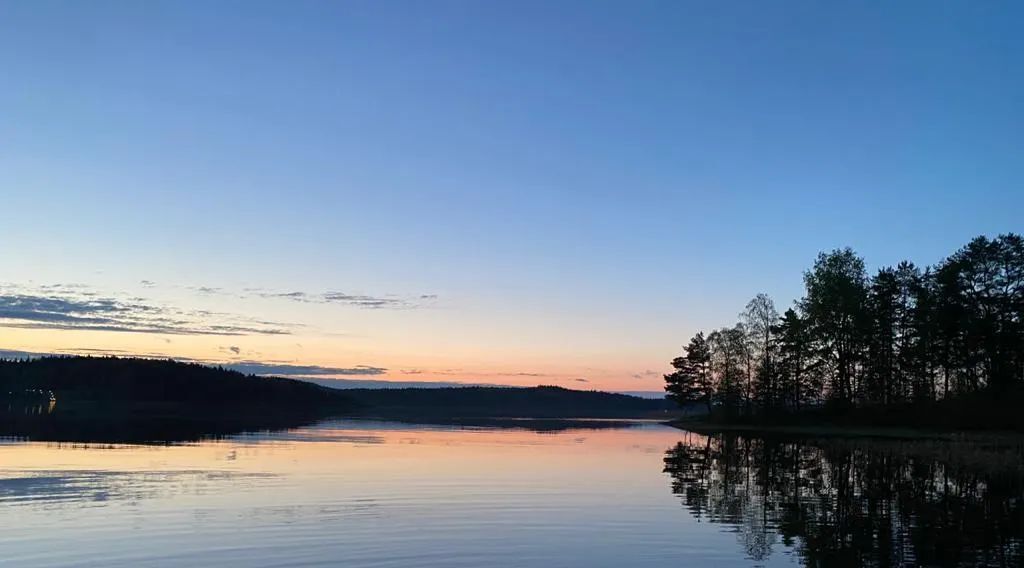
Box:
left=1, top=1, right=1021, bottom=390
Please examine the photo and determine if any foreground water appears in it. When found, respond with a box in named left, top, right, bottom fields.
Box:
left=1, top=421, right=1022, bottom=567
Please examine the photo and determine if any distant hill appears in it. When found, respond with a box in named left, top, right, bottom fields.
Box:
left=306, top=378, right=669, bottom=401
left=0, top=356, right=358, bottom=443
left=344, top=385, right=676, bottom=419
left=301, top=377, right=510, bottom=390
left=0, top=356, right=354, bottom=409
left=616, top=390, right=668, bottom=399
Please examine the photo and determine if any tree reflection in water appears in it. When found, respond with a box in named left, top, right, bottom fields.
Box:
left=664, top=432, right=1024, bottom=567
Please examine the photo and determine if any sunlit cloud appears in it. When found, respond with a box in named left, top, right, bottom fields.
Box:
left=631, top=369, right=660, bottom=380
left=400, top=368, right=460, bottom=375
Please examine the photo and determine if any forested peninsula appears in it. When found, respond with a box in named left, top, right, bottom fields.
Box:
left=664, top=234, right=1024, bottom=430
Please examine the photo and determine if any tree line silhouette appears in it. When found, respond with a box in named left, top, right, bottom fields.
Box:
left=665, top=234, right=1024, bottom=427
left=0, top=355, right=355, bottom=407
left=346, top=385, right=674, bottom=420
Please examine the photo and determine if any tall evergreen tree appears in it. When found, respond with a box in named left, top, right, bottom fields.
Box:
left=801, top=248, right=869, bottom=406
left=943, top=235, right=1024, bottom=392
left=772, top=308, right=814, bottom=410
left=687, top=332, right=714, bottom=413
left=664, top=354, right=699, bottom=408
left=867, top=267, right=898, bottom=404
left=663, top=333, right=714, bottom=412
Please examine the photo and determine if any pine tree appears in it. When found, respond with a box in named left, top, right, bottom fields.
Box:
left=773, top=308, right=812, bottom=411
left=664, top=332, right=714, bottom=412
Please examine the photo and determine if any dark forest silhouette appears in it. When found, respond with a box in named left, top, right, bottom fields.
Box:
left=665, top=234, right=1024, bottom=429
left=663, top=432, right=1024, bottom=567
left=0, top=356, right=353, bottom=407
left=0, top=356, right=356, bottom=443
left=346, top=385, right=674, bottom=420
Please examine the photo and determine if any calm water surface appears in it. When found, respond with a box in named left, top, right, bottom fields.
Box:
left=1, top=421, right=1021, bottom=567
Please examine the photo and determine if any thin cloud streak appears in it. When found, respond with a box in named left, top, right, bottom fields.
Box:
left=398, top=368, right=551, bottom=378
left=631, top=369, right=661, bottom=380
left=126, top=281, right=437, bottom=310
left=225, top=362, right=387, bottom=377
left=245, top=288, right=437, bottom=309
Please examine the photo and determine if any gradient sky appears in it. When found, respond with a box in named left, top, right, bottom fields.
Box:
left=2, top=1, right=1021, bottom=392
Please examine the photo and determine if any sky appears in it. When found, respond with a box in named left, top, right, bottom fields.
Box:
left=1, top=1, right=1021, bottom=393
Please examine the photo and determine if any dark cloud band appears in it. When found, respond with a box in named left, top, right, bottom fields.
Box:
left=0, top=290, right=292, bottom=336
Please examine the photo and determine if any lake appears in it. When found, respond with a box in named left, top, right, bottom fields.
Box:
left=2, top=420, right=1022, bottom=567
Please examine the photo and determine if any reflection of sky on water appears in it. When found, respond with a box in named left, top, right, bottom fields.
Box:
left=0, top=470, right=279, bottom=508
left=0, top=422, right=784, bottom=567
left=24, top=423, right=1019, bottom=566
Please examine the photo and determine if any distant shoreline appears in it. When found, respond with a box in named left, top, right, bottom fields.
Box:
left=668, top=417, right=1024, bottom=441
left=0, top=356, right=677, bottom=443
